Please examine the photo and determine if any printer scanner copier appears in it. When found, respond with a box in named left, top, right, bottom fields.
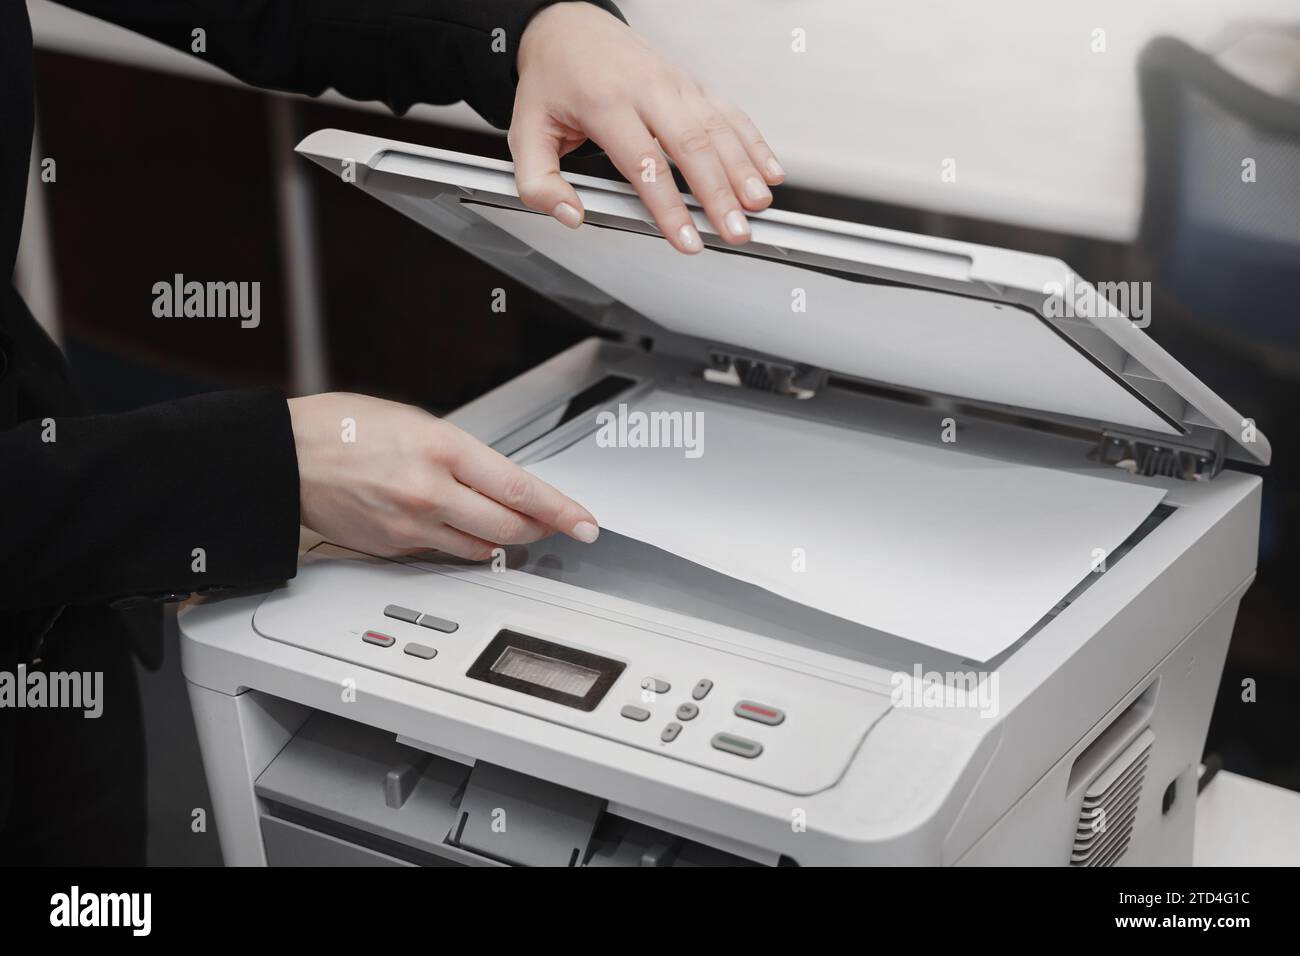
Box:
left=179, top=130, right=1269, bottom=867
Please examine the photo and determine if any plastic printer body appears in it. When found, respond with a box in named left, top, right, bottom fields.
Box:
left=179, top=131, right=1268, bottom=867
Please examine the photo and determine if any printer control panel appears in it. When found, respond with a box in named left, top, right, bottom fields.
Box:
left=253, top=554, right=891, bottom=796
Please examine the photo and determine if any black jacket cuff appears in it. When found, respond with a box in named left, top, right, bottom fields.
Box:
left=1, top=388, right=301, bottom=610
left=379, top=0, right=627, bottom=127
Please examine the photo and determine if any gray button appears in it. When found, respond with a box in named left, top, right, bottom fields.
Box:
left=641, top=678, right=670, bottom=694
left=362, top=630, right=395, bottom=648
left=621, top=705, right=650, bottom=722
left=417, top=613, right=459, bottom=634
left=383, top=604, right=421, bottom=624
left=403, top=642, right=438, bottom=660
left=712, top=733, right=763, bottom=759
left=675, top=702, right=699, bottom=721
left=734, top=701, right=785, bottom=726
left=692, top=679, right=713, bottom=700
left=660, top=722, right=682, bottom=743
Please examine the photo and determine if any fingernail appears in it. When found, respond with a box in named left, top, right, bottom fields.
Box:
left=725, top=210, right=750, bottom=239
left=573, top=520, right=600, bottom=543
left=553, top=201, right=583, bottom=229
left=766, top=157, right=785, bottom=180
left=744, top=177, right=770, bottom=203
left=678, top=223, right=702, bottom=253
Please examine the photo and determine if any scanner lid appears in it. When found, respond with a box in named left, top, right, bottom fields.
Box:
left=296, top=129, right=1269, bottom=467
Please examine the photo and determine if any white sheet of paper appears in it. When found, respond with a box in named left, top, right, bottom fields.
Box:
left=526, top=391, right=1167, bottom=662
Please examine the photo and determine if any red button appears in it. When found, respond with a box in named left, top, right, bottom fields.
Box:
left=734, top=700, right=785, bottom=726
left=362, top=630, right=396, bottom=647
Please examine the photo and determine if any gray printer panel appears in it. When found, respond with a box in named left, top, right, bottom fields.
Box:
left=253, top=554, right=891, bottom=797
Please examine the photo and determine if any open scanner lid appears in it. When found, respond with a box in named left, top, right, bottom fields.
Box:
left=296, top=129, right=1269, bottom=467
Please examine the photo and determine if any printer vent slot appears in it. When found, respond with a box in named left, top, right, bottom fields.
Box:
left=1069, top=728, right=1155, bottom=867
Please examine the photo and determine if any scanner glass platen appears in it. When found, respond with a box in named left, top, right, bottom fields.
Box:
left=524, top=389, right=1168, bottom=662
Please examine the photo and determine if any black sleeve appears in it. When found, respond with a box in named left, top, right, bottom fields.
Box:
left=54, top=0, right=626, bottom=128
left=0, top=388, right=301, bottom=611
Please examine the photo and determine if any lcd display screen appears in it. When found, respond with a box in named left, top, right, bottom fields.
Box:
left=490, top=646, right=601, bottom=698
left=467, top=630, right=626, bottom=711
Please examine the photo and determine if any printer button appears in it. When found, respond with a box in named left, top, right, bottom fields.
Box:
left=417, top=613, right=459, bottom=634
left=403, top=642, right=438, bottom=660
left=641, top=678, right=670, bottom=695
left=383, top=604, right=421, bottom=624
left=712, top=733, right=763, bottom=759
left=675, top=702, right=699, bottom=721
left=734, top=701, right=785, bottom=726
left=660, top=722, right=682, bottom=743
left=691, top=679, right=713, bottom=700
left=621, top=705, right=651, bottom=722
left=362, top=630, right=396, bottom=648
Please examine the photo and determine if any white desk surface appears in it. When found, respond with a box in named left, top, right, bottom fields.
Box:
left=30, top=0, right=1299, bottom=240
left=1195, top=770, right=1300, bottom=866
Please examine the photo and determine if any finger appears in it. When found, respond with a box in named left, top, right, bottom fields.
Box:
left=450, top=441, right=599, bottom=543
left=507, top=103, right=585, bottom=229
left=644, top=99, right=752, bottom=245
left=584, top=109, right=703, bottom=254
left=408, top=524, right=499, bottom=562
left=706, top=93, right=785, bottom=184
left=691, top=97, right=772, bottom=212
left=439, top=483, right=552, bottom=545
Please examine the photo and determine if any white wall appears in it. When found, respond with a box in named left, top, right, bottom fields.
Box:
left=621, top=0, right=1300, bottom=239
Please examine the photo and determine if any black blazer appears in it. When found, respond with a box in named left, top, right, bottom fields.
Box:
left=0, top=0, right=621, bottom=813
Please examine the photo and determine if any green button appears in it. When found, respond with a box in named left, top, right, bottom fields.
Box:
left=711, top=733, right=763, bottom=758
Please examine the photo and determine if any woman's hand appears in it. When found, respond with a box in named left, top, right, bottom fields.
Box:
left=512, top=2, right=784, bottom=253
left=288, top=393, right=598, bottom=559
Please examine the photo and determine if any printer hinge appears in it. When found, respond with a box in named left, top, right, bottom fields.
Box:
left=702, top=349, right=825, bottom=399
left=1094, top=430, right=1225, bottom=481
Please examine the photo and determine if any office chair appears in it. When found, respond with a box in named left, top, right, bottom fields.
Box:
left=1135, top=35, right=1300, bottom=374
left=1136, top=35, right=1300, bottom=564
